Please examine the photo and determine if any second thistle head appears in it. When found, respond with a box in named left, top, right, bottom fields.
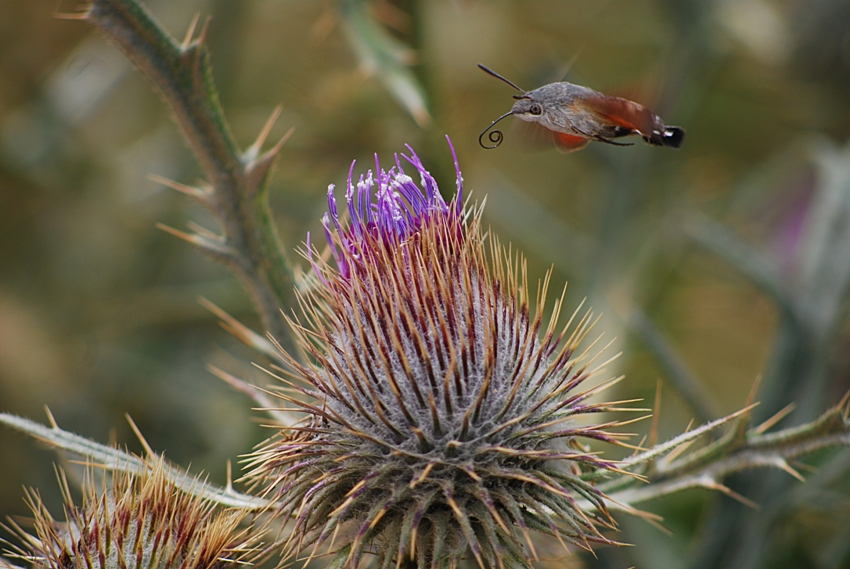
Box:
left=250, top=138, right=633, bottom=569
left=6, top=457, right=260, bottom=569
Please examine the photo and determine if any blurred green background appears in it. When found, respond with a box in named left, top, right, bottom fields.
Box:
left=2, top=1, right=850, bottom=568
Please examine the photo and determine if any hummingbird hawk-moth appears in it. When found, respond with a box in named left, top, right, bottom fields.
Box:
left=478, top=64, right=685, bottom=153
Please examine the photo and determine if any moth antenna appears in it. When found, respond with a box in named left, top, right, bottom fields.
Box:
left=478, top=64, right=527, bottom=94
left=478, top=111, right=513, bottom=149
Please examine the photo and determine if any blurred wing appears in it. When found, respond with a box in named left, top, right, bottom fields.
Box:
left=551, top=131, right=591, bottom=153
left=509, top=120, right=590, bottom=154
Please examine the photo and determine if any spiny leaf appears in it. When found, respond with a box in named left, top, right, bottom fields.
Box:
left=0, top=413, right=267, bottom=511
left=337, top=0, right=430, bottom=127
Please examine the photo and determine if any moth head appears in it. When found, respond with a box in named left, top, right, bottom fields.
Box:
left=511, top=96, right=545, bottom=120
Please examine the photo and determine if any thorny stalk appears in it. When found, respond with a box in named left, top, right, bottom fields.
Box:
left=60, top=0, right=300, bottom=358
left=601, top=394, right=850, bottom=510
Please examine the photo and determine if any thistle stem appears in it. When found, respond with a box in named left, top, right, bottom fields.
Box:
left=72, top=0, right=299, bottom=356
left=599, top=396, right=850, bottom=509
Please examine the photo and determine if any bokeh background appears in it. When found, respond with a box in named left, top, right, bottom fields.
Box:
left=2, top=1, right=850, bottom=568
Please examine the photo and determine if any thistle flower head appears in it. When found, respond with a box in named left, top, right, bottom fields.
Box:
left=8, top=458, right=259, bottom=569
left=315, top=143, right=463, bottom=281
left=252, top=138, right=628, bottom=569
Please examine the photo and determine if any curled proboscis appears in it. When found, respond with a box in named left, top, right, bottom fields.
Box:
left=478, top=112, right=513, bottom=149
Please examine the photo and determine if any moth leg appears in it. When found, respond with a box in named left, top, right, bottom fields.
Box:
left=593, top=137, right=634, bottom=147
left=569, top=125, right=634, bottom=147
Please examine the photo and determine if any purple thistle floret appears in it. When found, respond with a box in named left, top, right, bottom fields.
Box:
left=320, top=137, right=464, bottom=279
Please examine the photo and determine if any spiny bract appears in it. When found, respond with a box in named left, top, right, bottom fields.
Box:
left=8, top=458, right=258, bottom=569
left=249, top=138, right=630, bottom=569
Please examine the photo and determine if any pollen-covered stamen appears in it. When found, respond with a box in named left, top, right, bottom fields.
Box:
left=254, top=138, right=632, bottom=569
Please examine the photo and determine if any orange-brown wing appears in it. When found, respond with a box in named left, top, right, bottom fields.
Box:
left=578, top=92, right=659, bottom=136
left=551, top=131, right=590, bottom=154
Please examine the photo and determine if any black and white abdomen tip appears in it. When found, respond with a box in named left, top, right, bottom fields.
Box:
left=662, top=126, right=685, bottom=148
left=645, top=125, right=685, bottom=148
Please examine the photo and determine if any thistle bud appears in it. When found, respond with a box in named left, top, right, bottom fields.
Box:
left=9, top=458, right=258, bottom=569
left=251, top=138, right=628, bottom=569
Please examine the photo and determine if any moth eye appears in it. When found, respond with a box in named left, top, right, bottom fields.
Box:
left=529, top=103, right=543, bottom=116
